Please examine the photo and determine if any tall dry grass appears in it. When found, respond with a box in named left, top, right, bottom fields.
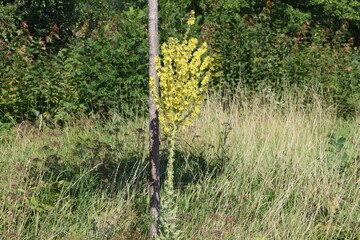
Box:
left=177, top=94, right=359, bottom=239
left=0, top=93, right=358, bottom=239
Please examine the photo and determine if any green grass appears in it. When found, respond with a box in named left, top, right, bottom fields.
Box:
left=0, top=95, right=359, bottom=239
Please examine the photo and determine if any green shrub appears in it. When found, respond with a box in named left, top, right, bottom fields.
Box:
left=59, top=8, right=149, bottom=117
left=201, top=5, right=360, bottom=115
left=0, top=20, right=79, bottom=123
left=1, top=7, right=150, bottom=123
left=1, top=0, right=359, bottom=123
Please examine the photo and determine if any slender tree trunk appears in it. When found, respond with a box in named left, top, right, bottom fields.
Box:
left=148, top=0, right=160, bottom=238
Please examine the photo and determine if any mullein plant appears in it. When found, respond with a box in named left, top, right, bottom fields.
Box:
left=150, top=10, right=213, bottom=239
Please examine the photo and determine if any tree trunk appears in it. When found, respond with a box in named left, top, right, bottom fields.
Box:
left=148, top=0, right=160, bottom=238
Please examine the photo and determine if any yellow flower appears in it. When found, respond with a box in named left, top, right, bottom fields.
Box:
left=150, top=11, right=213, bottom=136
left=187, top=17, right=195, bottom=25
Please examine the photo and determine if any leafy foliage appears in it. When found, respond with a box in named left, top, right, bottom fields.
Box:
left=62, top=8, right=149, bottom=116
left=202, top=5, right=360, bottom=115
left=1, top=6, right=149, bottom=123
left=1, top=0, right=79, bottom=49
left=1, top=0, right=360, bottom=124
left=0, top=20, right=79, bottom=123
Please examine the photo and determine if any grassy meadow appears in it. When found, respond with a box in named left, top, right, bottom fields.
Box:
left=2, top=1, right=360, bottom=239
left=0, top=94, right=359, bottom=239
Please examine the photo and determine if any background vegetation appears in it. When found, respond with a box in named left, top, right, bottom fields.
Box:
left=0, top=0, right=359, bottom=239
left=1, top=0, right=359, bottom=123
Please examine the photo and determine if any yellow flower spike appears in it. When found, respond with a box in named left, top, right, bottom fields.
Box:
left=153, top=11, right=212, bottom=137
left=187, top=17, right=195, bottom=25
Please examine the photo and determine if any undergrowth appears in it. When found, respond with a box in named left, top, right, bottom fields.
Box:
left=0, top=94, right=359, bottom=239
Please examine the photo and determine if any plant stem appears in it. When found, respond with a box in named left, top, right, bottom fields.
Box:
left=161, top=128, right=178, bottom=239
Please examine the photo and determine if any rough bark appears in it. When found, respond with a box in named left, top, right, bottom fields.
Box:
left=148, top=0, right=160, bottom=238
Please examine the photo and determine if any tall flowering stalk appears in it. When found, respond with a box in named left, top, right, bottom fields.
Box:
left=150, top=10, right=213, bottom=238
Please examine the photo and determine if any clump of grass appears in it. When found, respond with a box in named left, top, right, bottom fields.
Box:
left=176, top=94, right=359, bottom=239
left=0, top=115, right=149, bottom=239
left=0, top=93, right=358, bottom=239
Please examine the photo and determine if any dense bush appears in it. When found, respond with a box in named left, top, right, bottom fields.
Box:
left=0, top=20, right=79, bottom=123
left=61, top=8, right=149, bottom=117
left=0, top=0, right=80, bottom=50
left=1, top=0, right=360, bottom=124
left=201, top=5, right=360, bottom=115
left=1, top=7, right=149, bottom=123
